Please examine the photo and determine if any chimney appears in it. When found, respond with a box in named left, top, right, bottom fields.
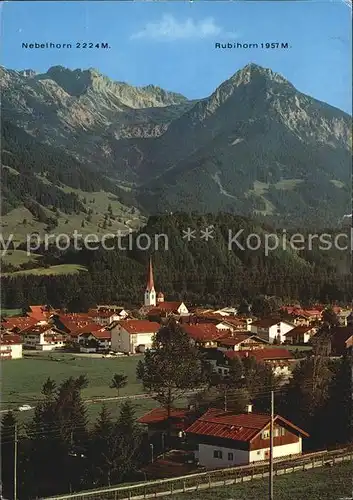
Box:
left=245, top=404, right=253, bottom=413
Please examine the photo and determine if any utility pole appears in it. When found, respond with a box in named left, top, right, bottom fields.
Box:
left=14, top=424, right=18, bottom=500
left=350, top=344, right=353, bottom=443
left=269, top=390, right=274, bottom=500
left=224, top=385, right=228, bottom=412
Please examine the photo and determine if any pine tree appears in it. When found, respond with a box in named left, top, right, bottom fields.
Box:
left=1, top=412, right=17, bottom=498
left=137, top=319, right=204, bottom=435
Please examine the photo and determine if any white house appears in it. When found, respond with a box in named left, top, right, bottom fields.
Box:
left=77, top=328, right=111, bottom=351
left=88, top=308, right=128, bottom=326
left=186, top=406, right=309, bottom=469
left=110, top=320, right=161, bottom=354
left=217, top=334, right=269, bottom=352
left=284, top=325, right=317, bottom=344
left=250, top=319, right=295, bottom=343
left=0, top=333, right=23, bottom=359
left=21, top=325, right=67, bottom=350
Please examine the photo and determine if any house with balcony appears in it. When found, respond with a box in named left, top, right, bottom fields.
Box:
left=185, top=406, right=309, bottom=468
left=21, top=324, right=67, bottom=350
left=0, top=333, right=23, bottom=359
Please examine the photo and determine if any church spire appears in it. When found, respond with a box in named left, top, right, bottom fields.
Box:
left=144, top=257, right=156, bottom=306
left=147, top=257, right=155, bottom=291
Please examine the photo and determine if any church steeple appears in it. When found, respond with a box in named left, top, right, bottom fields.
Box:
left=144, top=258, right=156, bottom=306
left=146, top=257, right=155, bottom=292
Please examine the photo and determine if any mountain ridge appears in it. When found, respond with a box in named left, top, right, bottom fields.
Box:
left=1, top=62, right=351, bottom=231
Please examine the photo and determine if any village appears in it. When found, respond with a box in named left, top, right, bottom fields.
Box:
left=1, top=258, right=353, bottom=487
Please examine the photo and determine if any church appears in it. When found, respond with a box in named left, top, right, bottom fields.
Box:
left=142, top=258, right=189, bottom=316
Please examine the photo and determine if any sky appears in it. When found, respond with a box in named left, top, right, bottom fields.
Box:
left=1, top=1, right=352, bottom=113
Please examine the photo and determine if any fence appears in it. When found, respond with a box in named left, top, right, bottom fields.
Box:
left=46, top=446, right=353, bottom=500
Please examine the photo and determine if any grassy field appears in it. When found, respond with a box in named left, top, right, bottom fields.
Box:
left=0, top=249, right=42, bottom=267
left=0, top=351, right=162, bottom=425
left=2, top=263, right=88, bottom=277
left=172, top=461, right=353, bottom=500
left=2, top=351, right=143, bottom=406
left=0, top=308, right=23, bottom=316
left=0, top=184, right=144, bottom=244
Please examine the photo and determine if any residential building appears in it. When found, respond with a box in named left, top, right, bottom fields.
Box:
left=26, top=305, right=57, bottom=323
left=183, top=323, right=228, bottom=348
left=87, top=308, right=127, bottom=326
left=77, top=328, right=111, bottom=351
left=217, top=334, right=269, bottom=351
left=284, top=325, right=317, bottom=344
left=222, top=348, right=294, bottom=377
left=110, top=320, right=160, bottom=354
left=21, top=324, right=67, bottom=350
left=186, top=407, right=309, bottom=468
left=1, top=316, right=38, bottom=333
left=0, top=333, right=23, bottom=359
left=137, top=407, right=195, bottom=440
left=250, top=319, right=295, bottom=343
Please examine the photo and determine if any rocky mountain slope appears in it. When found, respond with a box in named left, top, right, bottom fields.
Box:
left=1, top=63, right=351, bottom=230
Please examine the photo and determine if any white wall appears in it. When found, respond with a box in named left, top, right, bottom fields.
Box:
left=249, top=439, right=301, bottom=462
left=0, top=344, right=23, bottom=359
left=197, top=443, right=249, bottom=468
left=269, top=323, right=294, bottom=343
left=111, top=327, right=155, bottom=353
left=178, top=303, right=189, bottom=315
left=251, top=322, right=294, bottom=343
left=197, top=438, right=302, bottom=468
left=10, top=344, right=23, bottom=359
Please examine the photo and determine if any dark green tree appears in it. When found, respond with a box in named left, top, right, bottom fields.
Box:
left=137, top=319, right=204, bottom=434
left=110, top=373, right=128, bottom=397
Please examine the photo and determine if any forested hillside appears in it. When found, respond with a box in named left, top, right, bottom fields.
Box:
left=1, top=214, right=350, bottom=309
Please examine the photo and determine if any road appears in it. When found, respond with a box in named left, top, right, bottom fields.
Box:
left=0, top=389, right=200, bottom=414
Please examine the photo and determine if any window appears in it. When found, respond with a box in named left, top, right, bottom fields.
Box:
left=262, top=430, right=270, bottom=439
left=228, top=452, right=234, bottom=461
left=213, top=450, right=223, bottom=459
left=280, top=427, right=285, bottom=436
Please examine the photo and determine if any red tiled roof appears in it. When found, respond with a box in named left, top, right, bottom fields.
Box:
left=28, top=305, right=57, bottom=321
left=1, top=316, right=38, bottom=332
left=284, top=325, right=314, bottom=336
left=119, top=320, right=161, bottom=334
left=252, top=318, right=286, bottom=328
left=138, top=407, right=189, bottom=424
left=183, top=323, right=225, bottom=342
left=185, top=408, right=309, bottom=441
left=156, top=302, right=185, bottom=312
left=185, top=408, right=270, bottom=442
left=0, top=333, right=23, bottom=345
left=80, top=329, right=111, bottom=340
left=218, top=334, right=266, bottom=346
left=21, top=324, right=53, bottom=335
left=225, top=348, right=293, bottom=362
left=87, top=309, right=118, bottom=318
left=72, top=323, right=105, bottom=336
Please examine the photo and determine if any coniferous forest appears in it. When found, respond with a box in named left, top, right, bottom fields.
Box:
left=1, top=213, right=351, bottom=310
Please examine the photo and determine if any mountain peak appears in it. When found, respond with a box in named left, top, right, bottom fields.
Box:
left=19, top=69, right=37, bottom=78
left=232, top=63, right=293, bottom=87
